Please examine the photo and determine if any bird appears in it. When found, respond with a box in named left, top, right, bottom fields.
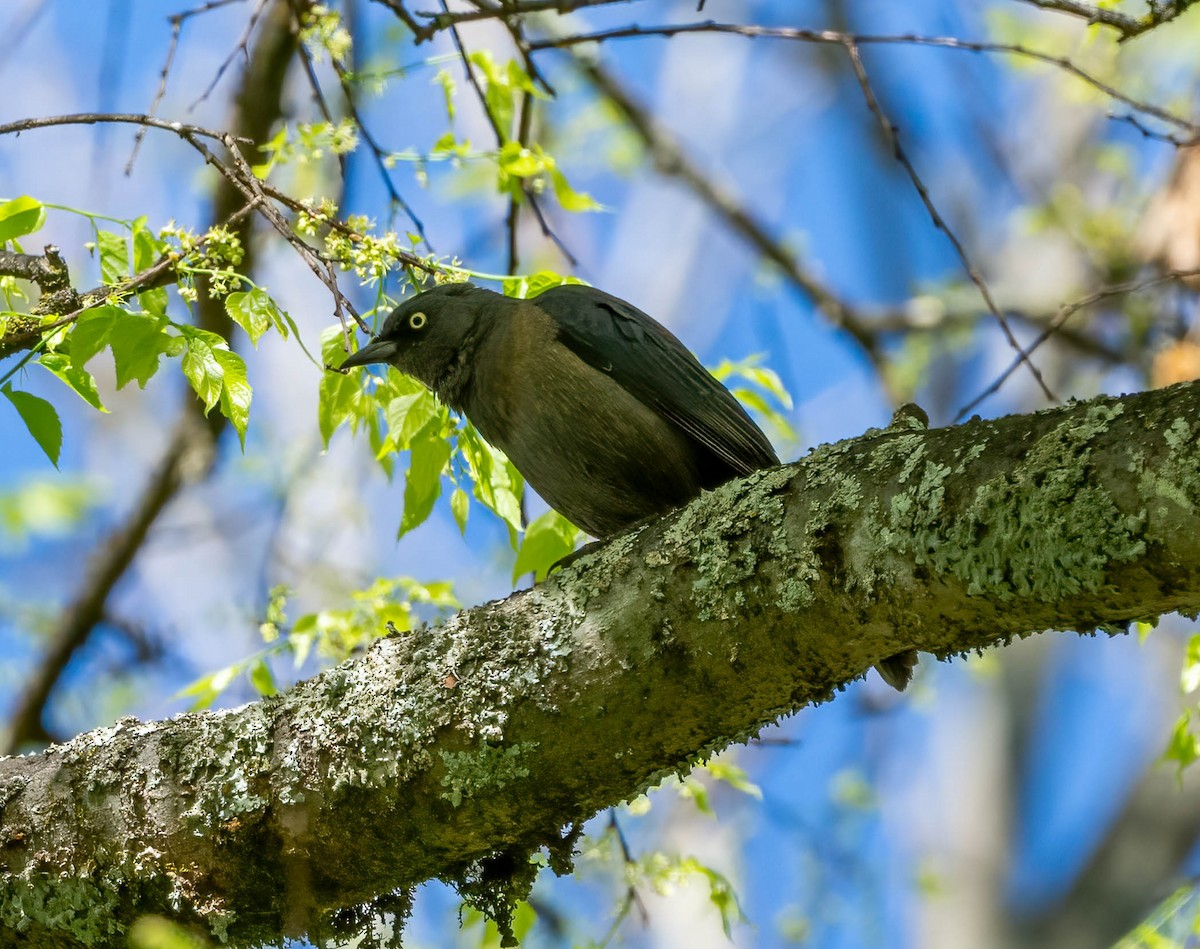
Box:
left=338, top=281, right=915, bottom=690
left=339, top=282, right=779, bottom=539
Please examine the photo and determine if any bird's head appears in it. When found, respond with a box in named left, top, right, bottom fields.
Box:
left=338, top=282, right=490, bottom=389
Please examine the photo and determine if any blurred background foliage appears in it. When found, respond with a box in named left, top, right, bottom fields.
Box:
left=3, top=0, right=1200, bottom=946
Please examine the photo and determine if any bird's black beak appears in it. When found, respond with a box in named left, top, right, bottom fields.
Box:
left=338, top=337, right=400, bottom=370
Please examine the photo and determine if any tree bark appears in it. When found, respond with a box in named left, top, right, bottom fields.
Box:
left=2, top=380, right=1200, bottom=947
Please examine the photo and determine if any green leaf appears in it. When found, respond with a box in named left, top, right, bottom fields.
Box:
left=108, top=313, right=168, bottom=388
left=37, top=353, right=107, bottom=412
left=2, top=383, right=62, bottom=467
left=1164, top=711, right=1199, bottom=773
left=248, top=657, right=277, bottom=697
left=460, top=424, right=523, bottom=537
left=432, top=68, right=457, bottom=122
left=225, top=288, right=280, bottom=347
left=131, top=217, right=165, bottom=272
left=501, top=270, right=585, bottom=300
left=68, top=306, right=120, bottom=368
left=498, top=141, right=545, bottom=178
left=128, top=914, right=208, bottom=949
left=705, top=760, right=762, bottom=798
left=550, top=168, right=602, bottom=212
left=0, top=195, right=46, bottom=243
left=139, top=286, right=169, bottom=318
left=0, top=477, right=95, bottom=542
left=182, top=336, right=224, bottom=413
left=214, top=347, right=252, bottom=447
left=321, top=323, right=352, bottom=369
left=176, top=663, right=240, bottom=711
left=513, top=509, right=578, bottom=582
left=450, top=487, right=469, bottom=535
left=399, top=433, right=452, bottom=537
left=1184, top=633, right=1200, bottom=694
left=385, top=391, right=442, bottom=450
left=318, top=371, right=362, bottom=447
left=97, top=230, right=130, bottom=284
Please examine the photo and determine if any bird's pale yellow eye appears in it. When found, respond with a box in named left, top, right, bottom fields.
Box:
left=408, top=312, right=428, bottom=330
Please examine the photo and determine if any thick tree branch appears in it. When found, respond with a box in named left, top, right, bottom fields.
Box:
left=3, top=380, right=1200, bottom=946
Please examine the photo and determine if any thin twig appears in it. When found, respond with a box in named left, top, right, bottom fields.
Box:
left=0, top=203, right=261, bottom=361
left=440, top=0, right=577, bottom=265
left=374, top=0, right=639, bottom=43
left=191, top=131, right=371, bottom=334
left=1014, top=0, right=1200, bottom=41
left=843, top=40, right=1056, bottom=403
left=291, top=11, right=432, bottom=245
left=189, top=0, right=273, bottom=110
left=573, top=53, right=886, bottom=370
left=127, top=0, right=249, bottom=174
left=955, top=268, right=1200, bottom=419
left=0, top=112, right=252, bottom=144
left=527, top=23, right=1200, bottom=140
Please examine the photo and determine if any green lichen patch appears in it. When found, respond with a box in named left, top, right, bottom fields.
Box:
left=896, top=403, right=1144, bottom=601
left=1140, top=415, right=1200, bottom=536
left=440, top=742, right=536, bottom=807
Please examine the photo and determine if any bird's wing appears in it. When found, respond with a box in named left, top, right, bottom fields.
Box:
left=532, top=285, right=779, bottom=475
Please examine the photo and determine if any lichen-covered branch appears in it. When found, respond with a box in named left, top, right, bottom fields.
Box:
left=3, top=380, right=1200, bottom=947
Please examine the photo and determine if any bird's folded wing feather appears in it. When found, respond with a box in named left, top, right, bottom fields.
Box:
left=533, top=285, right=779, bottom=474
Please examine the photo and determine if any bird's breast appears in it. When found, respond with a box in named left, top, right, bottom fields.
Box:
left=463, top=312, right=706, bottom=537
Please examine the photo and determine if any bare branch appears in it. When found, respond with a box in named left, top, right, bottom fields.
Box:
left=372, top=0, right=641, bottom=43
left=956, top=268, right=1200, bottom=419
left=128, top=0, right=252, bottom=173
left=843, top=41, right=1055, bottom=404
left=1014, top=0, right=1200, bottom=42
left=439, top=0, right=577, bottom=266
left=527, top=23, right=1200, bottom=142
left=190, top=0, right=273, bottom=109
left=0, top=112, right=253, bottom=143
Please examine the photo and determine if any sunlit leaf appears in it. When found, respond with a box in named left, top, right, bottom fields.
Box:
left=451, top=487, right=469, bottom=534
left=108, top=313, right=168, bottom=388
left=38, top=353, right=107, bottom=412
left=2, top=383, right=61, bottom=467
left=385, top=390, right=442, bottom=450
left=68, top=306, right=120, bottom=368
left=248, top=657, right=277, bottom=697
left=399, top=432, right=453, bottom=537
left=318, top=371, right=362, bottom=447
left=96, top=229, right=130, bottom=284
left=214, top=347, right=252, bottom=447
left=0, top=195, right=46, bottom=243
left=550, top=168, right=602, bottom=212
left=226, top=288, right=280, bottom=347
left=182, top=336, right=224, bottom=413
left=512, top=509, right=578, bottom=583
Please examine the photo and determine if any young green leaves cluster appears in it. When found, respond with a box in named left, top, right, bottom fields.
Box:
left=0, top=200, right=298, bottom=462
left=426, top=50, right=602, bottom=214
left=180, top=577, right=460, bottom=709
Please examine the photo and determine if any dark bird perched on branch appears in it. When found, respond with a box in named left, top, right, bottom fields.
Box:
left=339, top=281, right=915, bottom=690
left=340, top=282, right=778, bottom=536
